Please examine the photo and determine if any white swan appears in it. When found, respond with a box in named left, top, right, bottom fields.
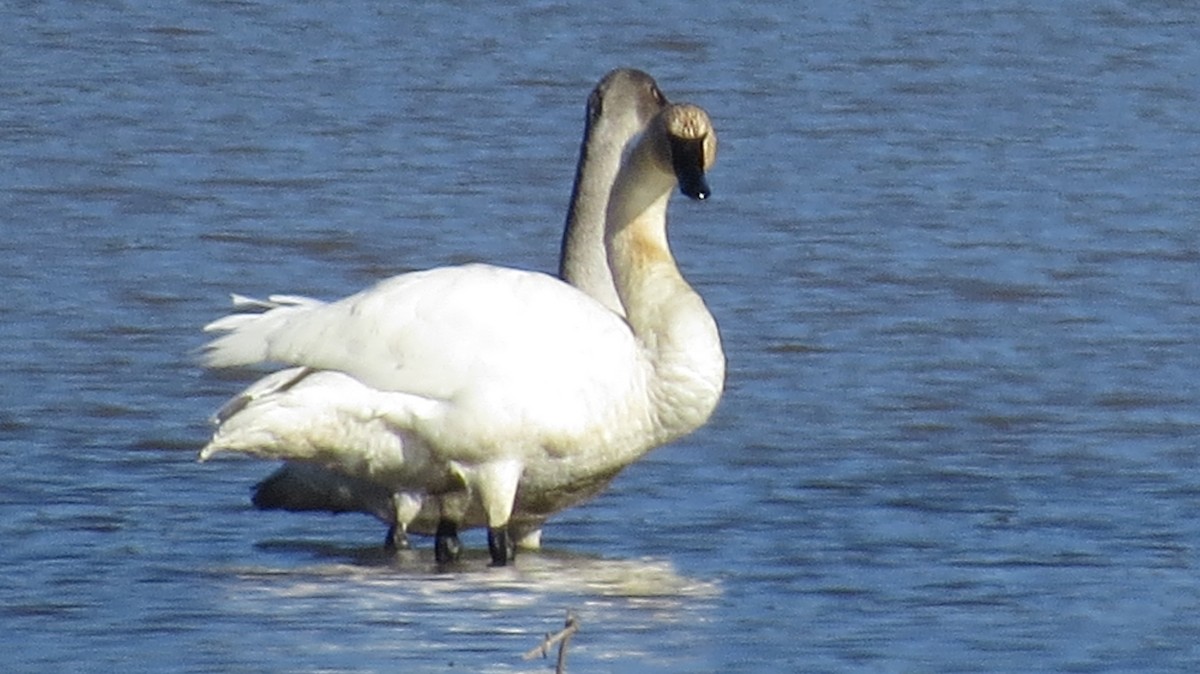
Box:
left=247, top=68, right=670, bottom=552
left=199, top=102, right=724, bottom=567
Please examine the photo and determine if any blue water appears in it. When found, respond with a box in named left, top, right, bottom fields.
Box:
left=4, top=1, right=1200, bottom=671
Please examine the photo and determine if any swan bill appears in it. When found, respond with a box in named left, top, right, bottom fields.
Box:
left=671, top=136, right=711, bottom=200
left=661, top=103, right=716, bottom=201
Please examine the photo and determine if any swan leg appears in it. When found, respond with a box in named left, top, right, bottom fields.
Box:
left=433, top=490, right=470, bottom=565
left=488, top=527, right=513, bottom=566
left=463, top=459, right=523, bottom=567
left=384, top=524, right=410, bottom=550
left=434, top=519, right=462, bottom=564
left=386, top=491, right=423, bottom=551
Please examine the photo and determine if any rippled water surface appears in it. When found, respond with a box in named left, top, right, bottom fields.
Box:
left=5, top=1, right=1200, bottom=672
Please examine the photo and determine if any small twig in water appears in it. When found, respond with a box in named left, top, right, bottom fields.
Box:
left=522, top=610, right=580, bottom=673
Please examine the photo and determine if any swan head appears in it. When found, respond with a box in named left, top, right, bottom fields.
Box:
left=560, top=69, right=671, bottom=318
left=588, top=68, right=669, bottom=133
left=661, top=104, right=717, bottom=201
left=606, top=102, right=718, bottom=231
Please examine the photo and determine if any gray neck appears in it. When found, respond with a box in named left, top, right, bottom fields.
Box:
left=558, top=114, right=632, bottom=316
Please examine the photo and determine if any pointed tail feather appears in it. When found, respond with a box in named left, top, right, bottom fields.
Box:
left=201, top=294, right=325, bottom=368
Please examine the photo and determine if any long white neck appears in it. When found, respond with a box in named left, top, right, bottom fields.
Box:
left=604, top=134, right=725, bottom=439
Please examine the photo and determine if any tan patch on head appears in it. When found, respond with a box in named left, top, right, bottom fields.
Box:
left=662, top=104, right=718, bottom=170
left=664, top=104, right=713, bottom=141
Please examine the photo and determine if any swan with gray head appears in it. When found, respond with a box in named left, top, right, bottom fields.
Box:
left=199, top=99, right=724, bottom=567
left=244, top=69, right=670, bottom=553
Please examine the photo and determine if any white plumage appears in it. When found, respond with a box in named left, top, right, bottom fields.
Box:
left=200, top=101, right=724, bottom=566
left=203, top=265, right=652, bottom=458
left=217, top=69, right=672, bottom=552
left=244, top=69, right=670, bottom=551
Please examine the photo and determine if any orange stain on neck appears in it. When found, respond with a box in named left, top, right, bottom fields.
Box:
left=624, top=222, right=672, bottom=267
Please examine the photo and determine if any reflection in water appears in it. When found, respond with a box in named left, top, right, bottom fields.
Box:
left=216, top=550, right=719, bottom=672
left=236, top=543, right=720, bottom=599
